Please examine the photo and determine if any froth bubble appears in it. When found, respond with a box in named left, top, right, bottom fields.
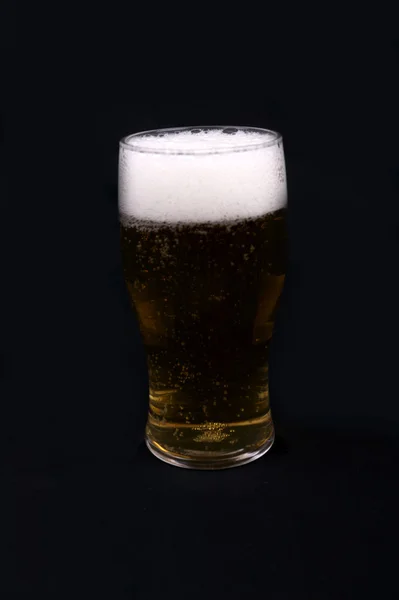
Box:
left=222, top=127, right=238, bottom=134
left=119, top=127, right=287, bottom=224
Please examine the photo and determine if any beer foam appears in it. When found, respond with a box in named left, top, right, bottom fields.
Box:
left=119, top=128, right=287, bottom=223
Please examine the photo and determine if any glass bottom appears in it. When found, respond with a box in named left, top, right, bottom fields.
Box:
left=146, top=431, right=275, bottom=470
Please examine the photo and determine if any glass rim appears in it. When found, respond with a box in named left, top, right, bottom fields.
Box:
left=119, top=125, right=282, bottom=155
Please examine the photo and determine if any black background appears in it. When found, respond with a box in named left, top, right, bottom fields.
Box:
left=2, top=6, right=399, bottom=598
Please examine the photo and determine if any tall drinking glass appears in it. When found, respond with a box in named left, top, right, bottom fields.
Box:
left=119, top=126, right=287, bottom=469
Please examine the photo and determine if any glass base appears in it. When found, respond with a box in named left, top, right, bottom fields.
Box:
left=146, top=432, right=275, bottom=470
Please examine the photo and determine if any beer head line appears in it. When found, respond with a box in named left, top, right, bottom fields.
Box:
left=119, top=128, right=287, bottom=224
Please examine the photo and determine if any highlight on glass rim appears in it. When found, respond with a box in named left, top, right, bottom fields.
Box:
left=119, top=126, right=288, bottom=469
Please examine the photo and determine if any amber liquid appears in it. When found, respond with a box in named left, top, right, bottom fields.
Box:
left=121, top=209, right=286, bottom=468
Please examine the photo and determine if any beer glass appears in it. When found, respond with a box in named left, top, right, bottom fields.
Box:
left=119, top=126, right=287, bottom=469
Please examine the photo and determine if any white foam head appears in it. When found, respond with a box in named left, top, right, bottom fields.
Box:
left=118, top=127, right=287, bottom=224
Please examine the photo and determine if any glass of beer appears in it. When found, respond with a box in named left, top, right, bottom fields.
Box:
left=119, top=126, right=287, bottom=469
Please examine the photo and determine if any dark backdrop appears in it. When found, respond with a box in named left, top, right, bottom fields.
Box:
left=2, top=6, right=399, bottom=599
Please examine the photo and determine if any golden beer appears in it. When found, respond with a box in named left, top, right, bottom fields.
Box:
left=119, top=126, right=287, bottom=469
